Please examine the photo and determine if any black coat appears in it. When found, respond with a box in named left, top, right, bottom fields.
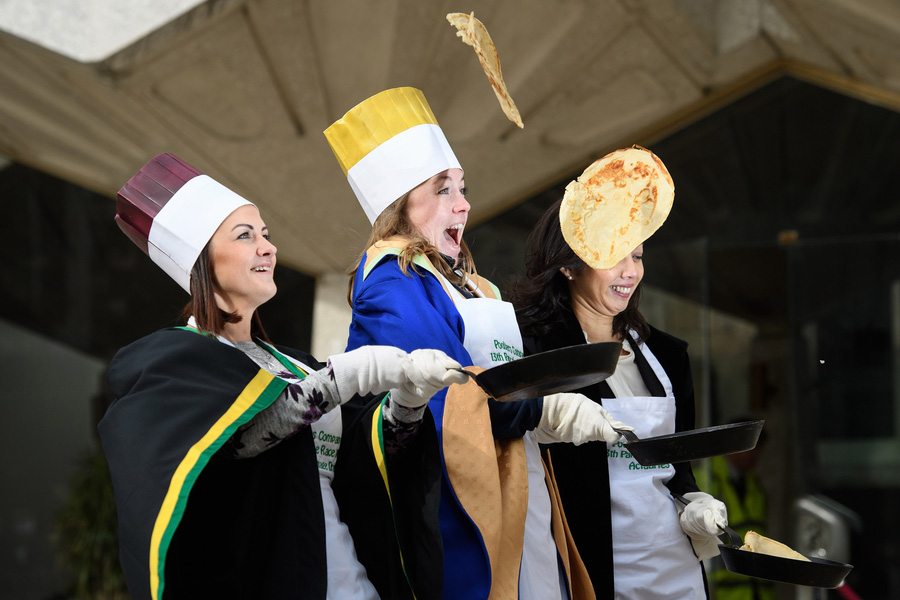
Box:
left=521, top=309, right=702, bottom=599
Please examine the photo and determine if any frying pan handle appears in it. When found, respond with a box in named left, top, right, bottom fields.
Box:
left=614, top=427, right=640, bottom=444
left=452, top=367, right=483, bottom=383
left=452, top=368, right=490, bottom=394
left=671, top=492, right=743, bottom=547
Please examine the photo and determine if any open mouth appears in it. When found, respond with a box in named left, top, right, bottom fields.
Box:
left=611, top=285, right=631, bottom=296
left=445, top=223, right=464, bottom=247
left=252, top=266, right=272, bottom=273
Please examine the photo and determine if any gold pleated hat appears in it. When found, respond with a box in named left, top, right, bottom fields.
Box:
left=324, top=87, right=461, bottom=224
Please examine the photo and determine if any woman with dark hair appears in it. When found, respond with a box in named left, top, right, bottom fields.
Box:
left=511, top=202, right=650, bottom=346
left=325, top=87, right=630, bottom=600
left=508, top=148, right=728, bottom=600
left=99, top=153, right=464, bottom=600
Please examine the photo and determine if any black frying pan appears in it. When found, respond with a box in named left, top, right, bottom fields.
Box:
left=719, top=545, right=853, bottom=588
left=672, top=494, right=853, bottom=588
left=455, top=342, right=622, bottom=402
left=618, top=420, right=765, bottom=466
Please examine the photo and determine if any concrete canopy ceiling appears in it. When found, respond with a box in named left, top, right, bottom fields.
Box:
left=2, top=0, right=900, bottom=277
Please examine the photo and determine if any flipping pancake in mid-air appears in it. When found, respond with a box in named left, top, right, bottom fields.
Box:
left=447, top=11, right=523, bottom=128
left=560, top=146, right=674, bottom=269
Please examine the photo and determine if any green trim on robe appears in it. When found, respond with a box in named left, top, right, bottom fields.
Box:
left=100, top=328, right=328, bottom=600
left=152, top=371, right=286, bottom=599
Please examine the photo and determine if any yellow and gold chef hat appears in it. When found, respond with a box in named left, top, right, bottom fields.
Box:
left=324, top=87, right=461, bottom=224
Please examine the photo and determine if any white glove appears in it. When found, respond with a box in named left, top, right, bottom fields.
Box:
left=390, top=348, right=469, bottom=409
left=680, top=491, right=728, bottom=536
left=328, top=345, right=466, bottom=405
left=531, top=393, right=634, bottom=445
left=678, top=491, right=728, bottom=560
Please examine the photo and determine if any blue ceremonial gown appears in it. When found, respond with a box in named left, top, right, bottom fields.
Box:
left=347, top=248, right=543, bottom=599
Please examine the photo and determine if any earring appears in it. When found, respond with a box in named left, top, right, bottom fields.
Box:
left=566, top=275, right=573, bottom=280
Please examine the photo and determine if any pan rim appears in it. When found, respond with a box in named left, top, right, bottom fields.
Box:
left=473, top=341, right=623, bottom=401
left=623, top=420, right=765, bottom=466
left=626, top=420, right=764, bottom=445
left=718, top=544, right=853, bottom=588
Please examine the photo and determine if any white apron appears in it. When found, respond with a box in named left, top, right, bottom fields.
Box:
left=278, top=349, right=380, bottom=600
left=602, top=332, right=704, bottom=599
left=440, top=274, right=565, bottom=600
left=311, top=410, right=380, bottom=599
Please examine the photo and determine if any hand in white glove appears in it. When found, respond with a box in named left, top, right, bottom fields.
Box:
left=327, top=345, right=466, bottom=405
left=680, top=491, right=728, bottom=536
left=531, top=392, right=634, bottom=445
left=678, top=491, right=728, bottom=560
left=390, top=348, right=469, bottom=409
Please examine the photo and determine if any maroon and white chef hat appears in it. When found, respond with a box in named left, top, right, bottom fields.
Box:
left=115, top=153, right=254, bottom=293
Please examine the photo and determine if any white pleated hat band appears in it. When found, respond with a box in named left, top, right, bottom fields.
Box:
left=324, top=87, right=461, bottom=224
left=148, top=176, right=252, bottom=292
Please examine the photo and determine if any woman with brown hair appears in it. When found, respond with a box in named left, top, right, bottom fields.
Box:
left=99, top=153, right=464, bottom=600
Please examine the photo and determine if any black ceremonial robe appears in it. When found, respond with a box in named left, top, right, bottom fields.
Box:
left=99, top=328, right=328, bottom=600
left=334, top=394, right=444, bottom=600
left=99, top=327, right=443, bottom=600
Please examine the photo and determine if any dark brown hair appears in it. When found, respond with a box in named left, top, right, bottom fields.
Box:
left=507, top=198, right=650, bottom=342
left=182, top=243, right=271, bottom=342
left=346, top=190, right=476, bottom=305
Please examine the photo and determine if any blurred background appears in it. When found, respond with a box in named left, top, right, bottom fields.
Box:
left=1, top=1, right=899, bottom=598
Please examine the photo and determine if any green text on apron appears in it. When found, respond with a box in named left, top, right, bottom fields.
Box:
left=602, top=330, right=704, bottom=599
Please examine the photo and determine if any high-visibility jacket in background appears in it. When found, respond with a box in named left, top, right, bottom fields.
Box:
left=705, top=455, right=775, bottom=600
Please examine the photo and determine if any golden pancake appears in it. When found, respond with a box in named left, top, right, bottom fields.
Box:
left=740, top=530, right=810, bottom=561
left=560, top=146, right=674, bottom=269
left=447, top=12, right=524, bottom=128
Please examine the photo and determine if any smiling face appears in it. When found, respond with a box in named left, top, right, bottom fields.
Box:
left=208, top=204, right=277, bottom=317
left=405, top=168, right=469, bottom=262
left=566, top=244, right=644, bottom=320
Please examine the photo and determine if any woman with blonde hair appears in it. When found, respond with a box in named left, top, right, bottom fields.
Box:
left=326, top=87, right=629, bottom=600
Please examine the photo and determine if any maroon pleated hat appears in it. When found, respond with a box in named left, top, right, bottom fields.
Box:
left=115, top=153, right=253, bottom=292
left=115, top=153, right=203, bottom=255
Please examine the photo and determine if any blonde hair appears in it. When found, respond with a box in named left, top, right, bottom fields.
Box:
left=346, top=192, right=475, bottom=306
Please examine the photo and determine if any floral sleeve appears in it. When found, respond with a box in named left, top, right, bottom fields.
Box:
left=226, top=365, right=341, bottom=458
